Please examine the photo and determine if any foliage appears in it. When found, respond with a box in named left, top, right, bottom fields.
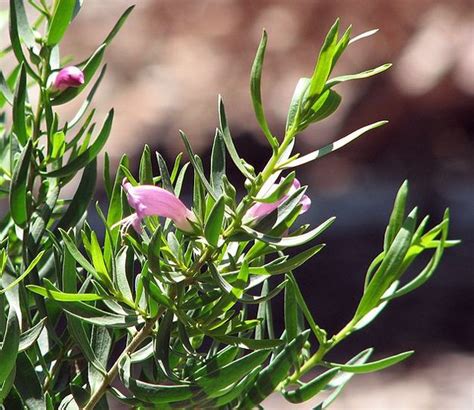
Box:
left=0, top=2, right=457, bottom=409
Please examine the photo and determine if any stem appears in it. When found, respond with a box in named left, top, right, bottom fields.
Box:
left=284, top=318, right=357, bottom=386
left=83, top=317, right=159, bottom=410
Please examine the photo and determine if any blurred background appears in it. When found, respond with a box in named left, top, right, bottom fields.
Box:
left=1, top=0, right=473, bottom=408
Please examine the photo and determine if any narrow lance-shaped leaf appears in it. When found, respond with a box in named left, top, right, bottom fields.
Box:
left=54, top=158, right=97, bottom=232
left=0, top=250, right=44, bottom=295
left=325, top=63, right=392, bottom=88
left=156, top=151, right=174, bottom=193
left=255, top=171, right=295, bottom=203
left=279, top=121, right=387, bottom=169
left=384, top=180, right=408, bottom=252
left=12, top=63, right=28, bottom=145
left=210, top=130, right=225, bottom=197
left=46, top=0, right=76, bottom=45
left=308, top=19, right=340, bottom=98
left=9, top=138, right=32, bottom=227
left=13, top=352, right=44, bottom=409
left=179, top=130, right=217, bottom=199
left=250, top=30, right=277, bottom=149
left=9, top=0, right=40, bottom=80
left=284, top=276, right=298, bottom=341
left=283, top=367, right=340, bottom=404
left=0, top=308, right=20, bottom=384
left=11, top=0, right=35, bottom=49
left=217, top=96, right=253, bottom=178
left=43, top=109, right=113, bottom=178
left=356, top=208, right=417, bottom=318
left=326, top=350, right=414, bottom=374
left=102, top=5, right=135, bottom=46
left=205, top=196, right=225, bottom=247
left=242, top=216, right=335, bottom=249
left=241, top=330, right=310, bottom=407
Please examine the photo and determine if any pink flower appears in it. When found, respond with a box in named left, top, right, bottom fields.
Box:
left=51, top=66, right=85, bottom=91
left=117, top=179, right=196, bottom=234
left=245, top=178, right=311, bottom=221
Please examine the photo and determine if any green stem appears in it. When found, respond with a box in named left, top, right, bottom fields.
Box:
left=83, top=317, right=159, bottom=410
left=284, top=318, right=357, bottom=386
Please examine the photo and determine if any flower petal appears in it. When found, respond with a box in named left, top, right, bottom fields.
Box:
left=122, top=180, right=195, bottom=232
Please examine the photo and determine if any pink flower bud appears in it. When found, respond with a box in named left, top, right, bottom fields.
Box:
left=51, top=66, right=85, bottom=91
left=245, top=178, right=311, bottom=221
left=117, top=180, right=196, bottom=234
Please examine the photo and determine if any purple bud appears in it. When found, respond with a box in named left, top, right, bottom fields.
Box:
left=118, top=180, right=196, bottom=233
left=51, top=66, right=85, bottom=91
left=245, top=178, right=311, bottom=221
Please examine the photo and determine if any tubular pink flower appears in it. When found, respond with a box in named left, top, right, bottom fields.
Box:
left=118, top=180, right=196, bottom=234
left=51, top=66, right=85, bottom=91
left=245, top=178, right=311, bottom=221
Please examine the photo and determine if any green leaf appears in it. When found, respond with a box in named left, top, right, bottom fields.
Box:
left=12, top=63, right=28, bottom=145
left=384, top=180, right=409, bottom=252
left=89, top=231, right=112, bottom=288
left=13, top=352, right=45, bottom=409
left=242, top=216, right=335, bottom=248
left=315, top=353, right=370, bottom=410
left=326, top=63, right=392, bottom=88
left=102, top=5, right=135, bottom=47
left=255, top=171, right=295, bottom=203
left=210, top=334, right=283, bottom=350
left=43, top=109, right=113, bottom=177
left=356, top=208, right=417, bottom=318
left=284, top=277, right=298, bottom=341
left=280, top=121, right=388, bottom=169
left=287, top=272, right=327, bottom=344
left=197, top=350, right=271, bottom=396
left=326, top=350, right=414, bottom=374
left=154, top=310, right=174, bottom=379
left=217, top=96, right=252, bottom=178
left=179, top=130, right=216, bottom=199
left=54, top=158, right=97, bottom=232
left=120, top=358, right=196, bottom=404
left=0, top=308, right=20, bottom=384
left=384, top=209, right=450, bottom=300
left=88, top=326, right=112, bottom=394
left=156, top=151, right=173, bottom=193
left=286, top=77, right=309, bottom=132
left=250, top=244, right=325, bottom=275
left=0, top=71, right=14, bottom=107
left=8, top=0, right=39, bottom=80
left=50, top=131, right=66, bottom=160
left=250, top=30, right=277, bottom=149
left=305, top=89, right=341, bottom=124
left=308, top=19, right=340, bottom=98
left=12, top=0, right=36, bottom=49
left=283, top=367, right=340, bottom=403
left=242, top=330, right=310, bottom=406
left=46, top=0, right=76, bottom=45
left=51, top=44, right=106, bottom=105
left=114, top=247, right=133, bottom=302
left=205, top=196, right=225, bottom=247
left=61, top=299, right=142, bottom=328
left=147, top=227, right=162, bottom=276
left=18, top=318, right=46, bottom=352
left=69, top=64, right=107, bottom=128
left=210, top=130, right=225, bottom=197
left=0, top=250, right=44, bottom=295
left=27, top=285, right=105, bottom=301
left=9, top=138, right=32, bottom=227
left=211, top=367, right=261, bottom=407
left=104, top=154, right=128, bottom=261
